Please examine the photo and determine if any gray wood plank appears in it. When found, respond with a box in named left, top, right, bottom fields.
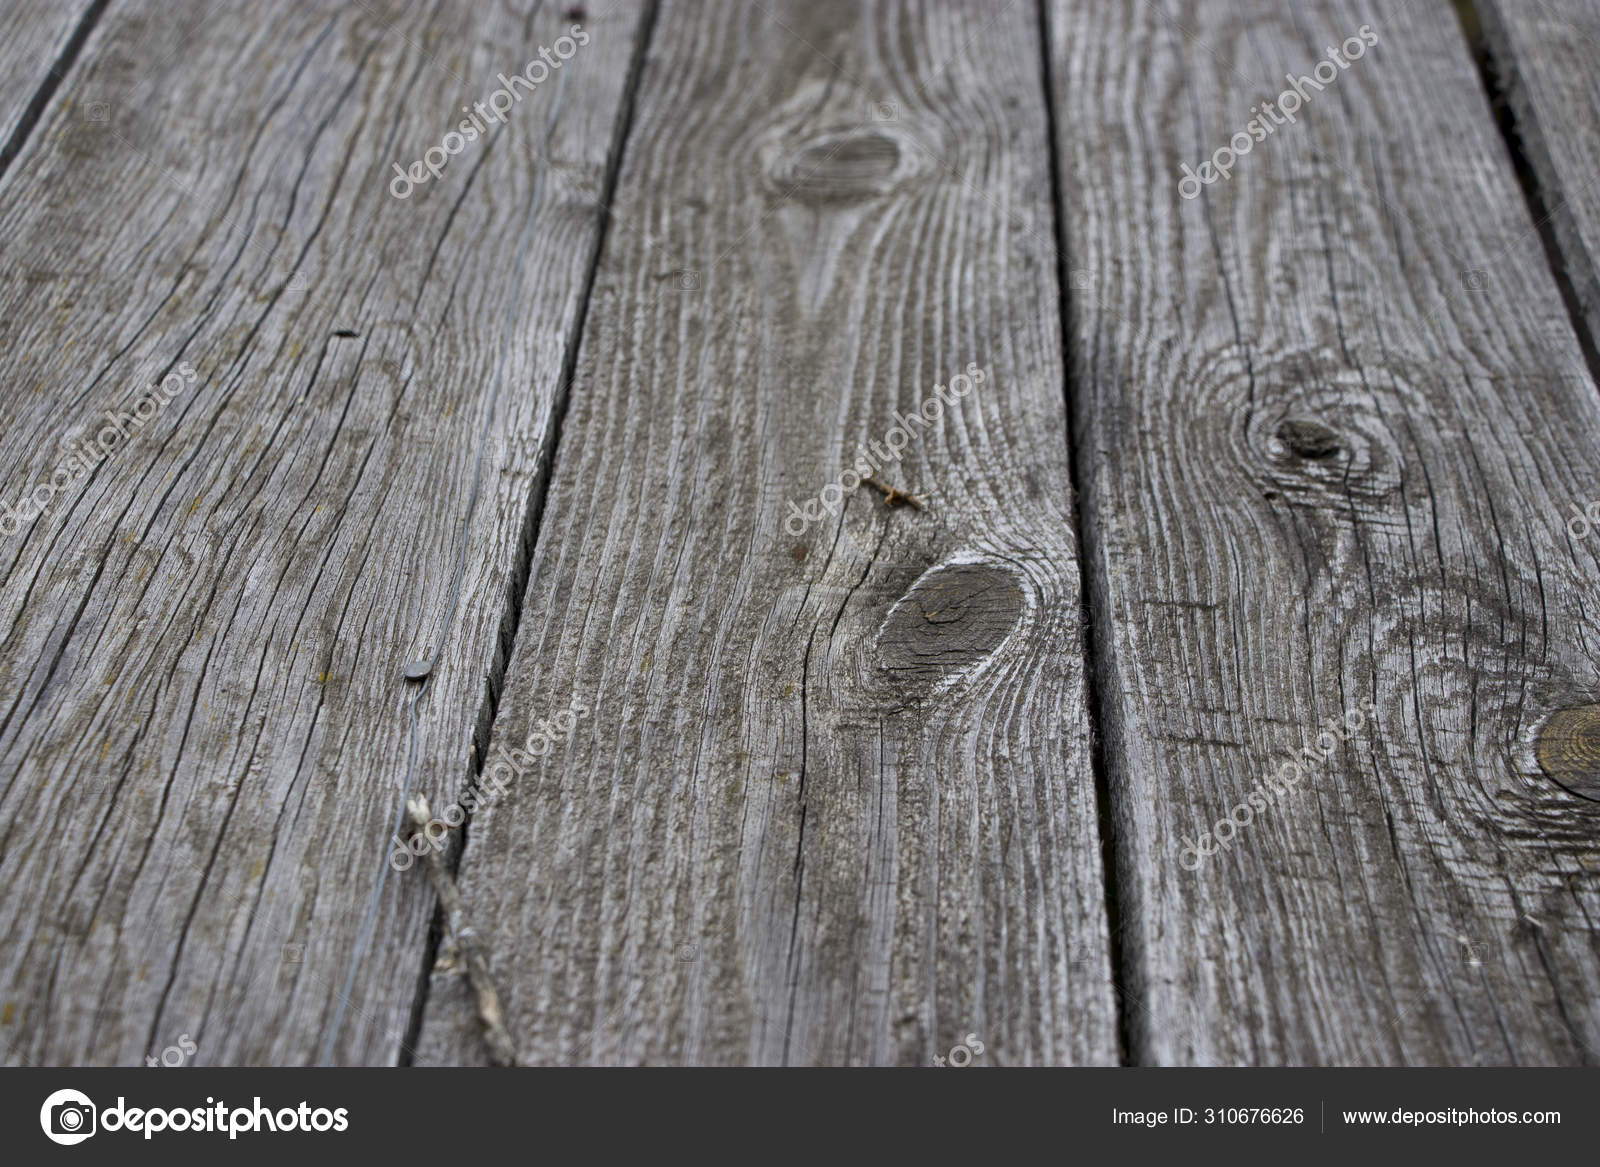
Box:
left=1048, top=0, right=1600, bottom=1063
left=1476, top=0, right=1600, bottom=354
left=0, top=0, right=103, bottom=172
left=416, top=0, right=1118, bottom=1066
left=0, top=0, right=649, bottom=1065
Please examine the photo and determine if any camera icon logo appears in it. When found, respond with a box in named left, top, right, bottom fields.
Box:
left=40, top=1089, right=96, bottom=1145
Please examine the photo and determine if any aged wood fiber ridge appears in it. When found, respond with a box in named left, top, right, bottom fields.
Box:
left=1475, top=0, right=1600, bottom=370
left=0, top=0, right=650, bottom=1064
left=416, top=0, right=1116, bottom=1065
left=1048, top=0, right=1600, bottom=1063
left=0, top=0, right=103, bottom=176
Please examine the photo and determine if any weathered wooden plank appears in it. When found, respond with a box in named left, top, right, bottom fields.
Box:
left=0, top=0, right=103, bottom=173
left=416, top=0, right=1118, bottom=1065
left=1476, top=0, right=1600, bottom=353
left=1048, top=0, right=1600, bottom=1063
left=0, top=0, right=649, bottom=1064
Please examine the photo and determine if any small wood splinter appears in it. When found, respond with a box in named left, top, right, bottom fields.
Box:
left=404, top=794, right=517, bottom=1066
left=861, top=475, right=924, bottom=511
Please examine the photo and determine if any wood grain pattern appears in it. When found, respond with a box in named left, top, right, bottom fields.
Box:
left=1476, top=0, right=1600, bottom=354
left=0, top=0, right=648, bottom=1065
left=0, top=0, right=103, bottom=172
left=416, top=0, right=1118, bottom=1066
left=1048, top=0, right=1600, bottom=1064
left=8, top=0, right=1598, bottom=1070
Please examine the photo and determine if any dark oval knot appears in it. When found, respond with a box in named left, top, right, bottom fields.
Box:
left=875, top=561, right=1024, bottom=685
left=763, top=126, right=917, bottom=204
left=1276, top=417, right=1341, bottom=460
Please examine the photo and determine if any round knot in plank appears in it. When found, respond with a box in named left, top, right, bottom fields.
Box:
left=1535, top=706, right=1600, bottom=802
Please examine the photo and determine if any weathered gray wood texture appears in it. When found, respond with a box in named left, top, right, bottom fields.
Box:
left=0, top=0, right=649, bottom=1065
left=1048, top=0, right=1600, bottom=1063
left=1477, top=0, right=1600, bottom=355
left=415, top=0, right=1118, bottom=1066
left=7, top=0, right=1600, bottom=1068
left=0, top=0, right=100, bottom=170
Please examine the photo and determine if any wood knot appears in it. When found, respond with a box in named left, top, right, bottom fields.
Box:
left=1535, top=706, right=1600, bottom=801
left=1247, top=396, right=1400, bottom=502
left=876, top=561, right=1023, bottom=685
left=762, top=126, right=920, bottom=204
left=1275, top=417, right=1340, bottom=459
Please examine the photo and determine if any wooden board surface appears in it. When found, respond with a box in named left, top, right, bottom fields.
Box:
left=1047, top=0, right=1600, bottom=1063
left=414, top=0, right=1119, bottom=1066
left=1476, top=0, right=1600, bottom=358
left=0, top=0, right=103, bottom=175
left=4, top=0, right=1600, bottom=1068
left=0, top=0, right=649, bottom=1066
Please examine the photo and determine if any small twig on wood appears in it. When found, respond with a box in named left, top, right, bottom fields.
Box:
left=404, top=794, right=517, bottom=1066
left=861, top=475, right=924, bottom=510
